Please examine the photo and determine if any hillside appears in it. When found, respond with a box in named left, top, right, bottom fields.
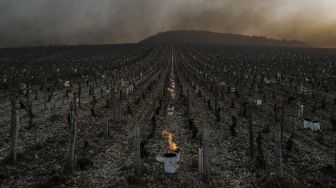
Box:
left=140, top=30, right=310, bottom=47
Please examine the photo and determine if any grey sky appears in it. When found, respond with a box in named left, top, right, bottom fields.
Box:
left=0, top=0, right=335, bottom=47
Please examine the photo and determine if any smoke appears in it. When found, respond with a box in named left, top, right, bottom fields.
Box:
left=0, top=0, right=335, bottom=48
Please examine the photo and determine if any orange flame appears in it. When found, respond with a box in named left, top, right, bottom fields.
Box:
left=162, top=128, right=178, bottom=152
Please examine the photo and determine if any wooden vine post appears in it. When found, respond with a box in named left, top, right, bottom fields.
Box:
left=119, top=89, right=122, bottom=101
left=113, top=90, right=116, bottom=126
left=134, top=125, right=141, bottom=174
left=27, top=84, right=33, bottom=128
left=274, top=106, right=283, bottom=177
left=9, top=94, right=19, bottom=163
left=280, top=100, right=285, bottom=149
left=202, top=127, right=209, bottom=182
left=248, top=104, right=254, bottom=160
left=214, top=88, right=218, bottom=113
left=66, top=98, right=77, bottom=171
left=43, top=68, right=47, bottom=112
left=73, top=93, right=78, bottom=115
left=334, top=139, right=336, bottom=168
left=78, top=81, right=81, bottom=109
left=106, top=119, right=110, bottom=137
left=187, top=88, right=190, bottom=117
left=110, top=81, right=114, bottom=101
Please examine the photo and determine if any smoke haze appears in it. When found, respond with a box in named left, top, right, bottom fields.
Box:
left=0, top=0, right=335, bottom=48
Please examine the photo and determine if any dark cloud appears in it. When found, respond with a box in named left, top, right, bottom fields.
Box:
left=0, top=0, right=335, bottom=48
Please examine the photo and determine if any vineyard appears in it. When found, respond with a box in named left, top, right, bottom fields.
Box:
left=0, top=44, right=336, bottom=187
